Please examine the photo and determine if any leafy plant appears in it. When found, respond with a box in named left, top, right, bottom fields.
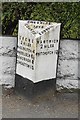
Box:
left=2, top=2, right=80, bottom=39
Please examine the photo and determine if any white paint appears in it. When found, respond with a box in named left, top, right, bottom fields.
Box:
left=16, top=20, right=61, bottom=82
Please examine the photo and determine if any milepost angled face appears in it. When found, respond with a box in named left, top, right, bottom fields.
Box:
left=16, top=20, right=61, bottom=83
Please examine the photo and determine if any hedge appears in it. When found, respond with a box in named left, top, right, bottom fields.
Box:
left=2, top=2, right=80, bottom=39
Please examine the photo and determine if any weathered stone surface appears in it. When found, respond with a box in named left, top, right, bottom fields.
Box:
left=59, top=40, right=78, bottom=60
left=0, top=36, right=17, bottom=57
left=0, top=36, right=17, bottom=87
left=57, top=39, right=80, bottom=90
left=0, top=85, right=2, bottom=120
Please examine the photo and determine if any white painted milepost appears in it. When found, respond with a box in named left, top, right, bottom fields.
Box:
left=16, top=20, right=61, bottom=83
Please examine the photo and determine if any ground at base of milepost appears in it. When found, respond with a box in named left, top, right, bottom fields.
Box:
left=2, top=85, right=79, bottom=119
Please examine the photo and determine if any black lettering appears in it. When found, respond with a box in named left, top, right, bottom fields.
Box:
left=43, top=40, right=45, bottom=43
left=27, top=65, right=29, bottom=68
left=21, top=41, right=22, bottom=44
left=49, top=40, right=51, bottom=43
left=54, top=40, right=56, bottom=43
left=33, top=50, right=35, bottom=53
left=32, top=60, right=34, bottom=64
left=25, top=52, right=30, bottom=57
left=39, top=33, right=41, bottom=35
left=32, top=39, right=33, bottom=43
left=40, top=21, right=43, bottom=24
left=17, top=60, right=34, bottom=70
left=23, top=42, right=25, bottom=45
left=44, top=45, right=47, bottom=48
left=49, top=51, right=53, bottom=54
left=41, top=31, right=43, bottom=34
left=17, top=50, right=31, bottom=58
left=48, top=45, right=50, bottom=48
left=40, top=44, right=43, bottom=49
left=50, top=44, right=54, bottom=47
left=37, top=22, right=39, bottom=24
left=18, top=46, right=32, bottom=52
left=56, top=40, right=58, bottom=42
left=36, top=51, right=53, bottom=56
left=22, top=37, right=24, bottom=40
left=42, top=52, right=47, bottom=55
left=36, top=53, right=40, bottom=56
left=19, top=36, right=21, bottom=40
left=37, top=40, right=39, bottom=44
left=27, top=43, right=31, bottom=47
left=25, top=38, right=27, bottom=41
left=46, top=40, right=48, bottom=43
left=32, top=66, right=34, bottom=70
left=28, top=39, right=30, bottom=42
left=32, top=31, right=36, bottom=34
left=31, top=54, right=34, bottom=59
left=35, top=26, right=38, bottom=28
left=55, top=50, right=58, bottom=54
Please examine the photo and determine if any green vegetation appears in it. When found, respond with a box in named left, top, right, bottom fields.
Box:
left=2, top=2, right=80, bottom=39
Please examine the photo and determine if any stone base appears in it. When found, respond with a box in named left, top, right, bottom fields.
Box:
left=15, top=74, right=56, bottom=99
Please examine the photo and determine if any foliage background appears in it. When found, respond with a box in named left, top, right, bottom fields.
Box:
left=2, top=2, right=80, bottom=39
